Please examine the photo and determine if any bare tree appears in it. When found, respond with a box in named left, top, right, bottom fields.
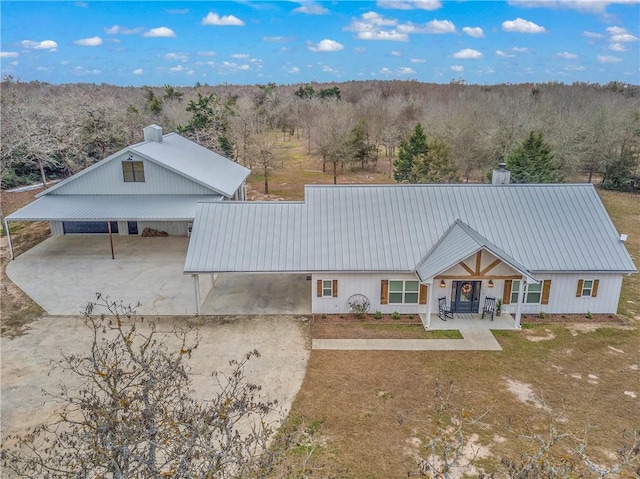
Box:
left=313, top=101, right=355, bottom=184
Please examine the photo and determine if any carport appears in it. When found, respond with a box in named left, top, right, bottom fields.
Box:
left=199, top=273, right=311, bottom=315
left=7, top=235, right=312, bottom=317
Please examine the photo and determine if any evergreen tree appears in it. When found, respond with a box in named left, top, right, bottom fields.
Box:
left=394, top=123, right=427, bottom=183
left=348, top=121, right=376, bottom=169
left=411, top=138, right=459, bottom=183
left=507, top=131, right=560, bottom=183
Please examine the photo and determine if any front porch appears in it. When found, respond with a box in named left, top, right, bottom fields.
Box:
left=420, top=312, right=516, bottom=330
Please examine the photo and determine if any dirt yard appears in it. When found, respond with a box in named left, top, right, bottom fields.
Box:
left=1, top=314, right=311, bottom=439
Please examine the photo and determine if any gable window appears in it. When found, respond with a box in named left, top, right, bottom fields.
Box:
left=122, top=161, right=145, bottom=182
left=389, top=280, right=419, bottom=304
left=317, top=279, right=338, bottom=298
left=511, top=280, right=542, bottom=304
left=576, top=279, right=599, bottom=298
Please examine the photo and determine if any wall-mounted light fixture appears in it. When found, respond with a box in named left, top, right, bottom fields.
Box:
left=128, top=154, right=134, bottom=161
left=488, top=280, right=494, bottom=288
left=440, top=280, right=446, bottom=288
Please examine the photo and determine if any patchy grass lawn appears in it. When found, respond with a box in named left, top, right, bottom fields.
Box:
left=1, top=188, right=49, bottom=337
left=276, top=324, right=639, bottom=477
left=245, top=135, right=394, bottom=201
left=597, top=189, right=640, bottom=320
left=312, top=322, right=463, bottom=340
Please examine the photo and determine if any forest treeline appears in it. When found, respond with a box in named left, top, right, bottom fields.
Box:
left=1, top=78, right=638, bottom=191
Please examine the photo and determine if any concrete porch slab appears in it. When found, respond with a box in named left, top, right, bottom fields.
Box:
left=421, top=313, right=516, bottom=330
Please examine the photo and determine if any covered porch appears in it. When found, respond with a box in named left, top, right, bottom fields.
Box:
left=420, top=312, right=516, bottom=330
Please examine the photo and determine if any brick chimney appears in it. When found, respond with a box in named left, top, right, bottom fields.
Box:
left=143, top=125, right=163, bottom=142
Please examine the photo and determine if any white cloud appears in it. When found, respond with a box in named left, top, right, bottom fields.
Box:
left=597, top=54, right=623, bottom=63
left=502, top=18, right=546, bottom=33
left=377, top=0, right=442, bottom=10
left=73, top=66, right=101, bottom=75
left=21, top=39, right=58, bottom=51
left=133, top=68, right=143, bottom=75
left=608, top=43, right=626, bottom=51
left=202, top=12, right=244, bottom=26
left=143, top=27, right=176, bottom=38
left=583, top=31, right=605, bottom=38
left=293, top=2, right=329, bottom=15
left=307, top=39, right=345, bottom=52
left=557, top=51, right=578, bottom=59
left=231, top=53, right=250, bottom=59
left=398, top=67, right=416, bottom=74
left=263, top=36, right=294, bottom=43
left=496, top=50, right=515, bottom=58
left=220, top=61, right=250, bottom=71
left=410, top=58, right=426, bottom=63
left=74, top=36, right=103, bottom=47
left=165, top=52, right=189, bottom=62
left=358, top=30, right=408, bottom=41
left=288, top=66, right=301, bottom=73
left=379, top=67, right=393, bottom=75
left=451, top=65, right=464, bottom=72
left=0, top=52, right=19, bottom=58
left=197, top=51, right=217, bottom=56
left=508, top=0, right=639, bottom=14
left=399, top=19, right=456, bottom=34
left=610, top=32, right=639, bottom=42
left=354, top=46, right=366, bottom=53
left=104, top=25, right=143, bottom=35
left=463, top=26, right=485, bottom=38
left=564, top=64, right=586, bottom=71
left=451, top=48, right=483, bottom=59
left=511, top=47, right=530, bottom=53
left=170, top=65, right=184, bottom=72
left=362, top=11, right=398, bottom=26
left=391, top=50, right=402, bottom=56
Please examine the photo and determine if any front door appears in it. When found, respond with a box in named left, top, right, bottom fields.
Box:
left=451, top=281, right=481, bottom=313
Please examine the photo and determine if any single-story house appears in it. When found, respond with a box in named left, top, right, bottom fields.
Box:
left=5, top=125, right=250, bottom=258
left=184, top=183, right=636, bottom=327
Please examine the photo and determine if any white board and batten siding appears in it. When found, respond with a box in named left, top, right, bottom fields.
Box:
left=501, top=273, right=623, bottom=315
left=50, top=152, right=216, bottom=196
left=312, top=273, right=427, bottom=314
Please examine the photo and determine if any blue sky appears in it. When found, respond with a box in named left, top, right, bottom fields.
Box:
left=1, top=1, right=638, bottom=86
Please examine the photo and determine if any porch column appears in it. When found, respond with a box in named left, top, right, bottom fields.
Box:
left=425, top=283, right=432, bottom=329
left=3, top=218, right=14, bottom=260
left=514, top=276, right=525, bottom=329
left=193, top=274, right=201, bottom=315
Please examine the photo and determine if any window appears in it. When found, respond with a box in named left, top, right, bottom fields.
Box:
left=317, top=279, right=337, bottom=298
left=322, top=280, right=333, bottom=297
left=581, top=280, right=594, bottom=296
left=389, top=280, right=419, bottom=304
left=511, top=280, right=542, bottom=304
left=577, top=279, right=599, bottom=298
left=122, top=161, right=145, bottom=182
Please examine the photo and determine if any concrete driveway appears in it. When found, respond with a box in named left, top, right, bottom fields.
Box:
left=1, top=315, right=310, bottom=438
left=6, top=236, right=311, bottom=316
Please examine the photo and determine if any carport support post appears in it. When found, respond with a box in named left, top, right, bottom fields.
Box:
left=3, top=218, right=14, bottom=260
left=425, top=283, right=431, bottom=329
left=193, top=274, right=201, bottom=315
left=107, top=221, right=115, bottom=260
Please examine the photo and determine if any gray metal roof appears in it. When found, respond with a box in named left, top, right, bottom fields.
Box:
left=38, top=131, right=249, bottom=199
left=415, top=220, right=534, bottom=282
left=184, top=184, right=637, bottom=274
left=6, top=195, right=221, bottom=221
left=132, top=133, right=249, bottom=198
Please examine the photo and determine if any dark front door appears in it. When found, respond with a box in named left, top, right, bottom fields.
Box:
left=451, top=281, right=481, bottom=313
